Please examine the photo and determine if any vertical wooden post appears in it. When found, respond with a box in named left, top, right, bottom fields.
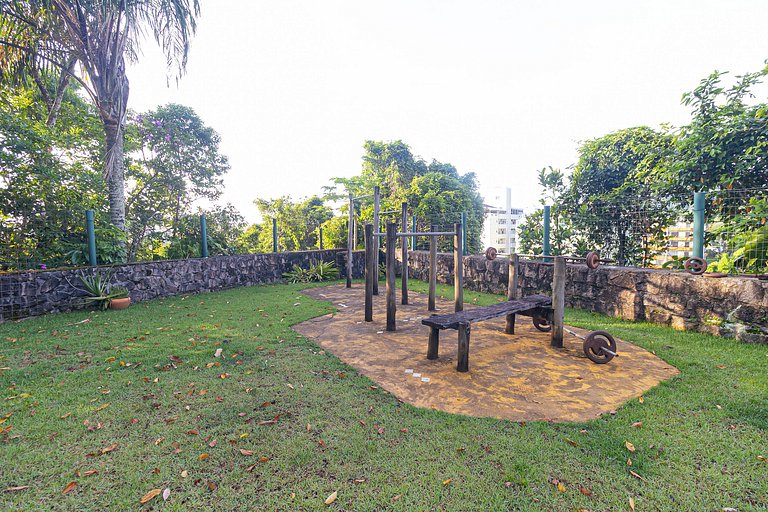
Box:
left=428, top=225, right=437, bottom=311
left=85, top=209, right=97, bottom=266
left=385, top=222, right=397, bottom=332
left=373, top=186, right=380, bottom=295
left=346, top=193, right=353, bottom=288
left=427, top=327, right=440, bottom=360
left=551, top=256, right=565, bottom=348
left=457, top=322, right=470, bottom=372
left=364, top=224, right=373, bottom=322
left=454, top=222, right=464, bottom=313
left=401, top=202, right=409, bottom=305
left=505, top=253, right=519, bottom=334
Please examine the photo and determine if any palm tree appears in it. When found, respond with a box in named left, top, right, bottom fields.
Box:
left=0, top=0, right=200, bottom=243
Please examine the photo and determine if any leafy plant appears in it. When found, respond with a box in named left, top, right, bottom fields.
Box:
left=282, top=260, right=338, bottom=283
left=77, top=271, right=128, bottom=309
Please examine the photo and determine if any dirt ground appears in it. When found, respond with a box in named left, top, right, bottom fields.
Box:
left=293, top=284, right=679, bottom=422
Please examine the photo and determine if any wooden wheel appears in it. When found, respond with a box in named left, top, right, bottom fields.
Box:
left=683, top=257, right=707, bottom=275
left=485, top=247, right=498, bottom=260
left=583, top=330, right=617, bottom=364
left=585, top=251, right=600, bottom=269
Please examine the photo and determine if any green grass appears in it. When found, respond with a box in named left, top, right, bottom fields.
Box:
left=0, top=279, right=766, bottom=511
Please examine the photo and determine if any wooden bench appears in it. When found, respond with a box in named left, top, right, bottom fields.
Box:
left=421, top=295, right=553, bottom=372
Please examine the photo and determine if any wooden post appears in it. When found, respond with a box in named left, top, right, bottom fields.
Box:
left=457, top=322, right=470, bottom=372
left=505, top=253, right=519, bottom=334
left=401, top=201, right=409, bottom=305
left=385, top=222, right=397, bottom=331
left=428, top=224, right=437, bottom=311
left=551, top=256, right=565, bottom=348
left=454, top=222, right=464, bottom=313
left=373, top=186, right=380, bottom=295
left=346, top=193, right=353, bottom=288
left=427, top=326, right=440, bottom=360
left=364, top=223, right=373, bottom=322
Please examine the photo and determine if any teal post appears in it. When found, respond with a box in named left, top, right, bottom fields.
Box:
left=543, top=205, right=551, bottom=261
left=411, top=216, right=416, bottom=249
left=85, top=209, right=97, bottom=266
left=272, top=218, right=278, bottom=253
left=461, top=212, right=467, bottom=255
left=200, top=214, right=209, bottom=258
left=319, top=227, right=324, bottom=250
left=693, top=192, right=705, bottom=259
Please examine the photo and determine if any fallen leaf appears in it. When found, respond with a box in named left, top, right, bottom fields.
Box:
left=392, top=494, right=402, bottom=502
left=632, top=422, right=643, bottom=428
left=353, top=478, right=366, bottom=484
left=93, top=403, right=110, bottom=412
left=287, top=384, right=294, bottom=390
left=239, top=449, right=254, bottom=456
left=82, top=470, right=98, bottom=477
left=139, top=489, right=163, bottom=505
left=62, top=481, right=77, bottom=494
left=214, top=349, right=223, bottom=358
left=565, top=437, right=579, bottom=447
left=181, top=470, right=188, bottom=478
left=4, top=486, right=29, bottom=492
left=198, top=453, right=209, bottom=460
left=162, top=488, right=170, bottom=501
left=208, top=481, right=217, bottom=492
left=306, top=423, right=312, bottom=432
left=325, top=491, right=337, bottom=505
left=245, top=464, right=257, bottom=472
left=359, top=420, right=366, bottom=426
left=258, top=456, right=270, bottom=463
left=629, top=470, right=646, bottom=481
left=629, top=496, right=635, bottom=511
left=557, top=481, right=566, bottom=492
left=625, top=441, right=636, bottom=453
left=442, top=478, right=451, bottom=486
left=186, top=430, right=199, bottom=435
left=208, top=439, right=217, bottom=448
left=627, top=457, right=632, bottom=466
left=758, top=455, right=766, bottom=462
left=579, top=486, right=592, bottom=496
left=399, top=428, right=408, bottom=433
left=60, top=412, right=72, bottom=419
left=101, top=443, right=118, bottom=454
left=638, top=396, right=645, bottom=404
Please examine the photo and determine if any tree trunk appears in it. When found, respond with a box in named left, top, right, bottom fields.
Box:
left=102, top=116, right=126, bottom=233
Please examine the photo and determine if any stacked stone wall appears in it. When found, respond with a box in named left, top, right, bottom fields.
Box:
left=404, top=251, right=768, bottom=343
left=0, top=250, right=364, bottom=321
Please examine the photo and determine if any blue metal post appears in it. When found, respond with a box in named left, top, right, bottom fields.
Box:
left=461, top=212, right=467, bottom=255
left=543, top=205, right=551, bottom=261
left=693, top=192, right=705, bottom=259
left=85, top=209, right=97, bottom=266
left=272, top=218, right=278, bottom=253
left=411, top=216, right=416, bottom=249
left=200, top=214, right=209, bottom=258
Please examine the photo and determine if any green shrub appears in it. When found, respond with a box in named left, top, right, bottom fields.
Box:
left=283, top=260, right=338, bottom=283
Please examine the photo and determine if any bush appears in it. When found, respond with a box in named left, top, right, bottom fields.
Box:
left=283, top=260, right=338, bottom=283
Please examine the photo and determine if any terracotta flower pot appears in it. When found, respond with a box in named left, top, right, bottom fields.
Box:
left=109, top=297, right=131, bottom=310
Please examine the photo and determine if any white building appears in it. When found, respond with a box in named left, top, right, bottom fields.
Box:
left=482, top=188, right=524, bottom=255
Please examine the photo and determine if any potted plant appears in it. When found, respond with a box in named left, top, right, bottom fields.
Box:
left=78, top=271, right=131, bottom=310
left=107, top=286, right=131, bottom=310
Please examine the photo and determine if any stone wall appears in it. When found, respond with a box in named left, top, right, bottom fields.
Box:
left=405, top=251, right=768, bottom=343
left=0, top=249, right=364, bottom=322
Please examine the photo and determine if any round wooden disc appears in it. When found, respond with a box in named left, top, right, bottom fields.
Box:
left=485, top=247, right=498, bottom=260
left=585, top=251, right=600, bottom=269
left=683, top=257, right=708, bottom=275
left=583, top=330, right=617, bottom=364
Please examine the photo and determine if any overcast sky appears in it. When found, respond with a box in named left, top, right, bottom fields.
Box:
left=126, top=0, right=768, bottom=222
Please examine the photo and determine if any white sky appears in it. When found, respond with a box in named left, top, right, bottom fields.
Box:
left=126, top=0, right=768, bottom=223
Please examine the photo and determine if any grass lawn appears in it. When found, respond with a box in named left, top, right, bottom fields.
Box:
left=1, top=279, right=766, bottom=511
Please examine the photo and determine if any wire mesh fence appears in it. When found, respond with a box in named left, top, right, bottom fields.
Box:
left=518, top=188, right=767, bottom=275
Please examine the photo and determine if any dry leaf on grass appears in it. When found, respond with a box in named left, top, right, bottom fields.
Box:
left=557, top=481, right=566, bottom=492
left=239, top=449, right=254, bottom=456
left=325, top=491, right=337, bottom=505
left=162, top=488, right=171, bottom=501
left=4, top=486, right=29, bottom=492
left=625, top=441, right=636, bottom=453
left=139, top=488, right=161, bottom=505
left=62, top=481, right=77, bottom=494
left=629, top=496, right=636, bottom=511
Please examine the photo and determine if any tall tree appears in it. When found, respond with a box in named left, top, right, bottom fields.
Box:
left=0, top=0, right=201, bottom=244
left=124, top=104, right=229, bottom=261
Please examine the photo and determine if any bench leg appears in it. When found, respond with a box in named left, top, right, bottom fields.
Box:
left=427, top=327, right=440, bottom=360
left=457, top=322, right=470, bottom=372
left=505, top=313, right=515, bottom=334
